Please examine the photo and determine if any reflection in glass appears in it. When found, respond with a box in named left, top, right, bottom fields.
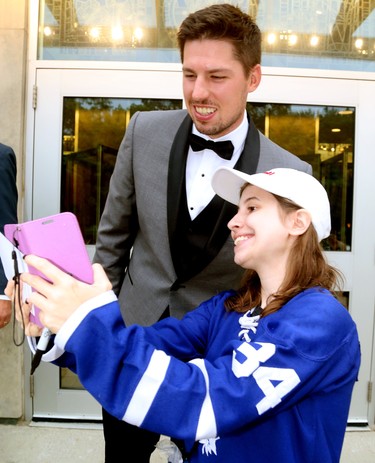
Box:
left=61, top=98, right=354, bottom=253
left=38, top=0, right=375, bottom=71
left=61, top=98, right=182, bottom=243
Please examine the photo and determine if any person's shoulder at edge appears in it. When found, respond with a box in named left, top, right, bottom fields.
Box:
left=0, top=142, right=16, bottom=157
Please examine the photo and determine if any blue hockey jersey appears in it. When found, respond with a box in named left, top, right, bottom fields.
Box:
left=42, top=286, right=360, bottom=462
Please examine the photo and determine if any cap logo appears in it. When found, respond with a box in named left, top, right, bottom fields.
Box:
left=263, top=171, right=275, bottom=176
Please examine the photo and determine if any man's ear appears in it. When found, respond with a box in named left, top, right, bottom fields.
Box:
left=289, top=209, right=311, bottom=237
left=247, top=64, right=261, bottom=93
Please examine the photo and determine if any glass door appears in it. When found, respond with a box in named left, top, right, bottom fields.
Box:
left=28, top=67, right=375, bottom=424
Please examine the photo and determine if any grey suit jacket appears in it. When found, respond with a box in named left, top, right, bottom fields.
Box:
left=94, top=110, right=312, bottom=326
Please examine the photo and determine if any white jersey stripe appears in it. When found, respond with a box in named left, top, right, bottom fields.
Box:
left=123, top=349, right=170, bottom=425
left=189, top=358, right=217, bottom=440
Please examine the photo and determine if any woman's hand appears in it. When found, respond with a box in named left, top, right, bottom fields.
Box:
left=19, top=255, right=112, bottom=334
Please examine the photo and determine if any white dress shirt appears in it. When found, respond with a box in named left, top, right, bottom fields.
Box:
left=186, top=111, right=248, bottom=220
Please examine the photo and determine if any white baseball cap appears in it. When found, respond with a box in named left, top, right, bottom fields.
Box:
left=211, top=167, right=331, bottom=242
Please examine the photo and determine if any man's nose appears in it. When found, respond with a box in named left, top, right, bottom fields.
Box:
left=191, top=76, right=210, bottom=100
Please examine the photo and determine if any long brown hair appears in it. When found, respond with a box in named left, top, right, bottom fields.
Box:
left=224, top=194, right=343, bottom=317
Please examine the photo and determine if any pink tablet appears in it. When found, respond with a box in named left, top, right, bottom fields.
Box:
left=5, top=212, right=93, bottom=326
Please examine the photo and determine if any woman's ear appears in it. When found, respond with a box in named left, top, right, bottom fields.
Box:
left=289, top=209, right=311, bottom=237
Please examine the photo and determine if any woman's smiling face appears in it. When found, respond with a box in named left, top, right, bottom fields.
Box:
left=227, top=184, right=296, bottom=272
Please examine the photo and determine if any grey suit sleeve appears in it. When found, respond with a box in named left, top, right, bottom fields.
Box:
left=0, top=144, right=18, bottom=293
left=93, top=113, right=140, bottom=295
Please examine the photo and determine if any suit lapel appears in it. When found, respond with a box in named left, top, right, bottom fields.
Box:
left=167, top=114, right=192, bottom=241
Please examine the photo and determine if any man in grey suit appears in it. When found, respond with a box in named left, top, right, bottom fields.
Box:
left=93, top=4, right=312, bottom=462
left=0, top=143, right=18, bottom=329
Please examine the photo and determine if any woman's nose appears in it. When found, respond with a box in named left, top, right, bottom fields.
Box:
left=228, top=212, right=241, bottom=230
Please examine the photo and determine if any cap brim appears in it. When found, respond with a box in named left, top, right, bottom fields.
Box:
left=212, top=167, right=254, bottom=205
left=212, top=166, right=332, bottom=241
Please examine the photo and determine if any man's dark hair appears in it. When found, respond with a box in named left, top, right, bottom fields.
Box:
left=177, top=3, right=262, bottom=75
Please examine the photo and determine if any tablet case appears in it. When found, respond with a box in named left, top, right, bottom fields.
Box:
left=4, top=212, right=93, bottom=327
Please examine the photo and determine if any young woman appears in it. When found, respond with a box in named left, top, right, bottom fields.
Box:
left=10, top=168, right=360, bottom=463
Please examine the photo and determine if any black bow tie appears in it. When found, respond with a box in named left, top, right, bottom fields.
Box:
left=189, top=133, right=234, bottom=160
